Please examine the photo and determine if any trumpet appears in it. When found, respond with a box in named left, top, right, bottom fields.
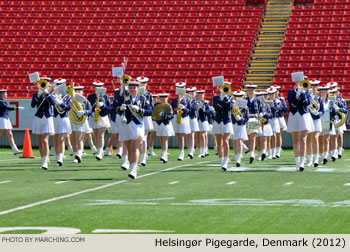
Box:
left=220, top=84, right=233, bottom=95
left=300, top=80, right=311, bottom=90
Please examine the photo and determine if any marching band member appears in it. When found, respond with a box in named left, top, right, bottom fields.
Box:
left=0, top=89, right=23, bottom=154
left=267, top=86, right=280, bottom=159
left=232, top=90, right=249, bottom=167
left=273, top=84, right=287, bottom=158
left=70, top=84, right=92, bottom=163
left=155, top=92, right=175, bottom=163
left=31, top=76, right=57, bottom=170
left=136, top=76, right=154, bottom=166
left=186, top=86, right=199, bottom=159
left=287, top=78, right=313, bottom=171
left=208, top=101, right=218, bottom=155
left=329, top=84, right=345, bottom=161
left=258, top=91, right=273, bottom=161
left=170, top=82, right=191, bottom=161
left=110, top=87, right=124, bottom=159
left=52, top=78, right=72, bottom=166
left=148, top=94, right=159, bottom=156
left=212, top=85, right=234, bottom=171
left=305, top=79, right=324, bottom=167
left=319, top=84, right=337, bottom=165
left=334, top=86, right=347, bottom=159
left=85, top=132, right=97, bottom=155
left=245, top=83, right=262, bottom=164
left=196, top=88, right=211, bottom=158
left=87, top=81, right=111, bottom=161
left=116, top=79, right=152, bottom=179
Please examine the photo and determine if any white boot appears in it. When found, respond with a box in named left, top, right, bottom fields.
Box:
left=276, top=147, right=281, bottom=158
left=243, top=143, right=249, bottom=154
left=261, top=149, right=267, bottom=161
left=323, top=152, right=328, bottom=164
left=140, top=154, right=147, bottom=166
left=267, top=149, right=272, bottom=159
left=148, top=147, right=156, bottom=156
left=295, top=156, right=300, bottom=171
left=306, top=154, right=313, bottom=167
left=178, top=150, right=184, bottom=161
left=272, top=148, right=276, bottom=159
left=205, top=146, right=209, bottom=156
left=41, top=156, right=49, bottom=170
left=96, top=148, right=103, bottom=161
left=74, top=150, right=82, bottom=163
left=331, top=149, right=337, bottom=161
left=68, top=145, right=74, bottom=156
left=128, top=163, right=138, bottom=179
left=116, top=147, right=122, bottom=158
left=221, top=157, right=228, bottom=171
left=313, top=154, right=319, bottom=167
left=338, top=147, right=343, bottom=158
left=235, top=154, right=241, bottom=167
left=91, top=145, right=97, bottom=155
left=188, top=148, right=194, bottom=159
left=299, top=156, right=305, bottom=171
left=57, top=153, right=63, bottom=166
left=257, top=151, right=262, bottom=161
left=50, top=146, right=56, bottom=156
left=160, top=151, right=167, bottom=163
left=11, top=145, right=22, bottom=155
left=249, top=151, right=255, bottom=164
left=104, top=147, right=112, bottom=156
left=214, top=146, right=218, bottom=155
left=121, top=155, right=130, bottom=170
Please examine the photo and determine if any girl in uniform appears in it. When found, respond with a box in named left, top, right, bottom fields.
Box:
left=196, top=89, right=211, bottom=158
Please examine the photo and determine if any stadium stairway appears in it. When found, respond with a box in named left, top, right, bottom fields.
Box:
left=244, top=0, right=292, bottom=89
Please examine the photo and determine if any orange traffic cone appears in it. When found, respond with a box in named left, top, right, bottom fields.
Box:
left=21, top=128, right=34, bottom=158
left=108, top=137, right=114, bottom=154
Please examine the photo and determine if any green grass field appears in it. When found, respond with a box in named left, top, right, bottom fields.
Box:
left=0, top=148, right=349, bottom=234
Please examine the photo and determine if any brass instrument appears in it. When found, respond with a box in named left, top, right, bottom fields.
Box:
left=94, top=95, right=100, bottom=123
left=232, top=105, right=242, bottom=121
left=37, top=79, right=50, bottom=90
left=220, top=83, right=233, bottom=95
left=260, top=117, right=266, bottom=131
left=308, top=97, right=320, bottom=113
left=176, top=96, right=183, bottom=124
left=152, top=103, right=172, bottom=121
left=67, top=83, right=86, bottom=125
left=300, top=80, right=311, bottom=90
left=331, top=102, right=346, bottom=128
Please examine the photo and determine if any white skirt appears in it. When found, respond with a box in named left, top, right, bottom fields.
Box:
left=156, top=122, right=175, bottom=137
left=287, top=112, right=313, bottom=133
left=143, top=116, right=154, bottom=131
left=246, top=118, right=262, bottom=135
left=110, top=115, right=124, bottom=134
left=149, top=120, right=157, bottom=132
left=0, top=117, right=12, bottom=130
left=199, top=120, right=210, bottom=132
left=232, top=124, right=248, bottom=141
left=335, top=123, right=346, bottom=134
left=53, top=116, right=72, bottom=134
left=311, top=119, right=322, bottom=133
left=32, top=116, right=55, bottom=135
left=70, top=119, right=91, bottom=133
left=320, top=123, right=336, bottom=136
left=277, top=117, right=287, bottom=131
left=89, top=114, right=111, bottom=129
left=212, top=121, right=233, bottom=135
left=172, top=116, right=191, bottom=134
left=270, top=118, right=280, bottom=133
left=190, top=118, right=200, bottom=132
left=119, top=121, right=145, bottom=141
left=208, top=124, right=214, bottom=134
left=257, top=123, right=273, bottom=137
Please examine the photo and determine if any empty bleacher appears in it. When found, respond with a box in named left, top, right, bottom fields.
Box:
left=0, top=0, right=264, bottom=100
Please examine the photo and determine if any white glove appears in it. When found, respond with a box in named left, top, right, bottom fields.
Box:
left=97, top=102, right=104, bottom=108
left=236, top=115, right=242, bottom=121
left=38, top=89, right=43, bottom=96
left=259, top=112, right=264, bottom=118
left=43, top=89, right=48, bottom=95
left=17, top=106, right=24, bottom=111
left=220, top=94, right=226, bottom=101
left=130, top=105, right=139, bottom=113
left=77, top=111, right=85, bottom=118
left=120, top=104, right=127, bottom=111
left=311, top=110, right=319, bottom=116
left=178, top=104, right=185, bottom=110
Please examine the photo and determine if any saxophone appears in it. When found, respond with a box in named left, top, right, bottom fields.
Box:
left=67, top=83, right=86, bottom=125
left=94, top=95, right=100, bottom=123
left=232, top=105, right=242, bottom=122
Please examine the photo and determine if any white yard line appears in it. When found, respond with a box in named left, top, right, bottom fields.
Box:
left=168, top=181, right=179, bottom=185
left=226, top=181, right=236, bottom=185
left=343, top=183, right=350, bottom=187
left=284, top=182, right=294, bottom=186
left=55, top=181, right=67, bottom=185
left=276, top=167, right=296, bottom=172
left=0, top=160, right=213, bottom=216
left=315, top=168, right=335, bottom=173
left=0, top=180, right=11, bottom=184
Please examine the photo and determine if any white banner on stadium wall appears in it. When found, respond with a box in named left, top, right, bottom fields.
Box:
left=6, top=99, right=37, bottom=131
